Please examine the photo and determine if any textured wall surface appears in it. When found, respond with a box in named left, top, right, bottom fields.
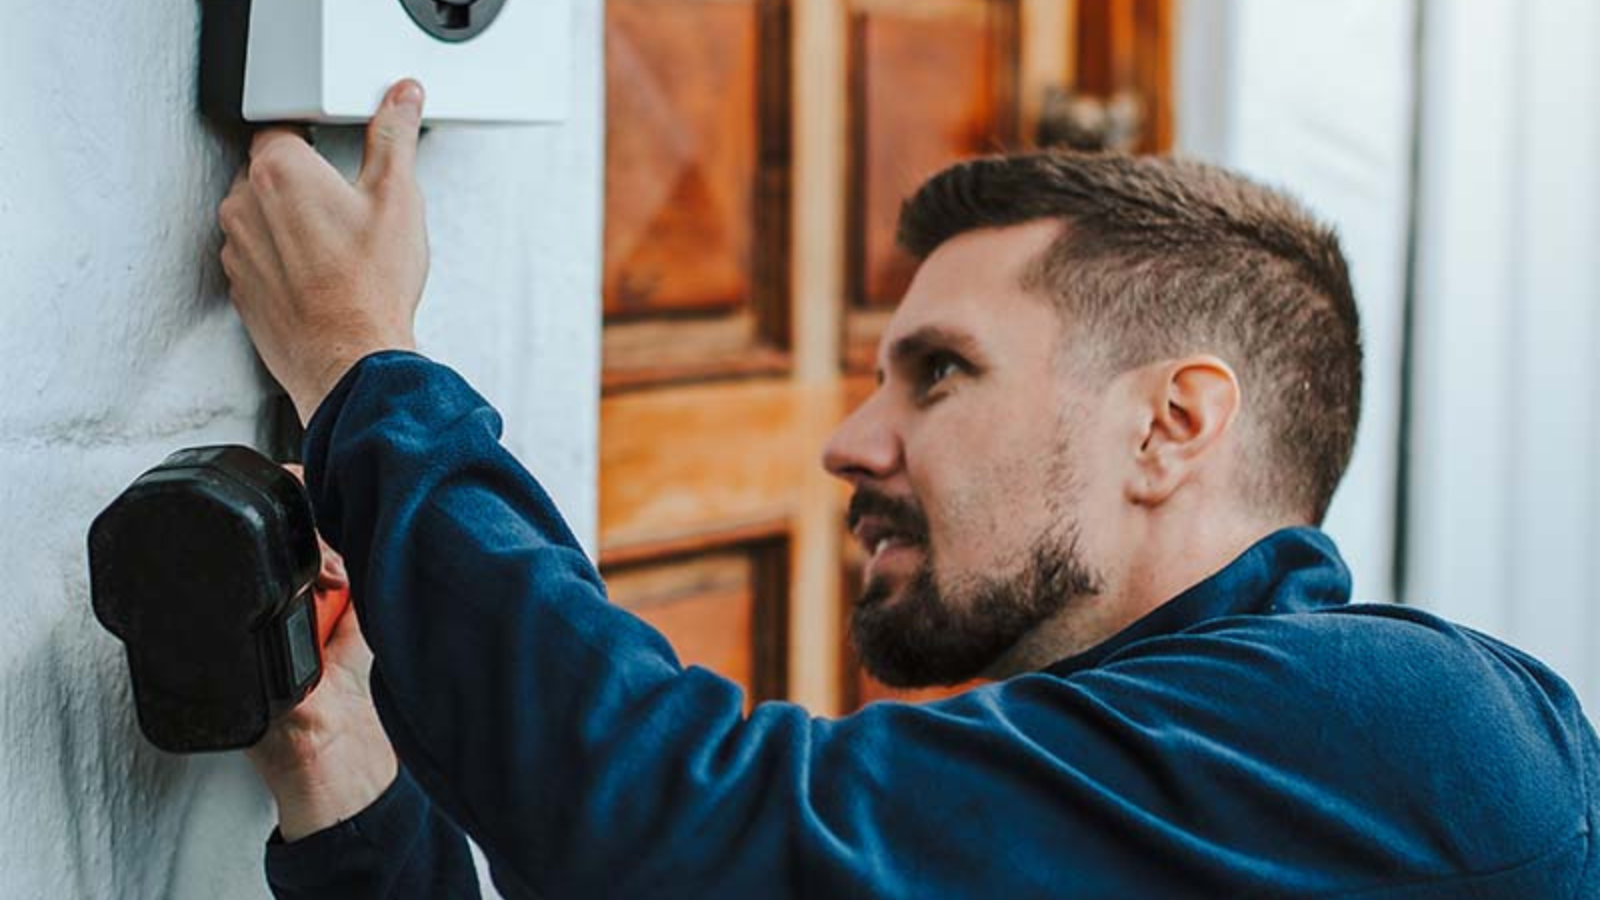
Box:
left=0, top=2, right=602, bottom=896
left=1409, top=0, right=1600, bottom=711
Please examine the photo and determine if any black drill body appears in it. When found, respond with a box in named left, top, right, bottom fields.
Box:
left=88, top=446, right=333, bottom=753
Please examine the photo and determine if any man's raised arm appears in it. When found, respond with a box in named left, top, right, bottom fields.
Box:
left=219, top=79, right=1513, bottom=900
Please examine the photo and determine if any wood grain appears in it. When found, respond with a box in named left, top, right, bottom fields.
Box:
left=1131, top=0, right=1173, bottom=153
left=606, top=543, right=788, bottom=705
left=785, top=0, right=852, bottom=713
left=1073, top=0, right=1135, bottom=96
left=602, top=0, right=792, bottom=388
left=605, top=0, right=759, bottom=317
left=847, top=0, right=1018, bottom=311
left=843, top=0, right=1021, bottom=374
left=609, top=551, right=757, bottom=693
left=1019, top=0, right=1075, bottom=143
left=600, top=379, right=841, bottom=553
left=602, top=314, right=791, bottom=393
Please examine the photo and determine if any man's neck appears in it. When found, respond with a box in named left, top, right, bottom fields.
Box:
left=982, top=514, right=1291, bottom=678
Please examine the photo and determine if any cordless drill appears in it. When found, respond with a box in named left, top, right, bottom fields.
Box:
left=87, top=446, right=350, bottom=753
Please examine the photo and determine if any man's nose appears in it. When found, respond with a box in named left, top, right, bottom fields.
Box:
left=822, top=391, right=901, bottom=484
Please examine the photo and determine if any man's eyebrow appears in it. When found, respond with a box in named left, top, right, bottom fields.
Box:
left=884, top=325, right=984, bottom=371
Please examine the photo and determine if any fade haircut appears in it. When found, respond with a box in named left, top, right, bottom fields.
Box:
left=897, top=152, right=1362, bottom=524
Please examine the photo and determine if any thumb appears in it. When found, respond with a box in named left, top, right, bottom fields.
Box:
left=359, top=79, right=425, bottom=191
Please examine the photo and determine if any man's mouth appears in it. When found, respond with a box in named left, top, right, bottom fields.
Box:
left=871, top=536, right=912, bottom=557
left=851, top=516, right=913, bottom=555
left=851, top=517, right=927, bottom=585
left=846, top=490, right=931, bottom=583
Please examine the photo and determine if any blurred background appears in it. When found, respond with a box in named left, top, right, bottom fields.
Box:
left=2, top=0, right=1596, bottom=896
left=600, top=0, right=1600, bottom=721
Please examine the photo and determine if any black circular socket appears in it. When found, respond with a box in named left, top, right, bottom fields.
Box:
left=399, top=0, right=508, bottom=43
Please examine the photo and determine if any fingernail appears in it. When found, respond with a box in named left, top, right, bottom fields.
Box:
left=395, top=81, right=424, bottom=112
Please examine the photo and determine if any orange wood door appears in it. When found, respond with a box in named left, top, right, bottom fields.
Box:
left=600, top=0, right=1171, bottom=715
left=601, top=0, right=811, bottom=709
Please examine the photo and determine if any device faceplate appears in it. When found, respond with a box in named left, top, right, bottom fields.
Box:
left=236, top=0, right=571, bottom=124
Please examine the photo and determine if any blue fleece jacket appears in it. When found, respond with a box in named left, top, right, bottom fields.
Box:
left=264, top=352, right=1599, bottom=899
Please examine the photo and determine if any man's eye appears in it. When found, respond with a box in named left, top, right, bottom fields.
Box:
left=919, top=353, right=965, bottom=393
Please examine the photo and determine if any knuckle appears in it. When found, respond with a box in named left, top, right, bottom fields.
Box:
left=217, top=198, right=242, bottom=233
left=249, top=151, right=287, bottom=190
left=250, top=141, right=310, bottom=191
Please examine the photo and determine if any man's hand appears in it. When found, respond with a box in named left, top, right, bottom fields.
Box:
left=219, top=80, right=430, bottom=423
left=246, top=470, right=398, bottom=842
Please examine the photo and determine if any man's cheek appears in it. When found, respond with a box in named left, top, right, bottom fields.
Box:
left=923, top=504, right=974, bottom=575
left=937, top=487, right=1020, bottom=575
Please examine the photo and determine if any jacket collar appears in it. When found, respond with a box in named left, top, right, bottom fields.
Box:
left=1044, top=526, right=1352, bottom=677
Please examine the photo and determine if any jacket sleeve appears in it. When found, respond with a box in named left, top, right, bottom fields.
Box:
left=302, top=352, right=1156, bottom=899
left=303, top=351, right=811, bottom=898
left=264, top=766, right=482, bottom=899
left=297, top=352, right=1215, bottom=900
left=299, top=352, right=1580, bottom=900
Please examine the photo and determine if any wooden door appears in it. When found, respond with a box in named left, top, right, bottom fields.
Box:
left=600, top=0, right=1172, bottom=716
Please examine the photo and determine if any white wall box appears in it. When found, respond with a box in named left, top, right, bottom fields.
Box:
left=201, top=0, right=572, bottom=124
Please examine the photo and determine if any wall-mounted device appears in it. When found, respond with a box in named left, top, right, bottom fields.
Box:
left=201, top=0, right=571, bottom=124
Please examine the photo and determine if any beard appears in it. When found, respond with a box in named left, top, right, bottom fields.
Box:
left=848, top=489, right=1104, bottom=689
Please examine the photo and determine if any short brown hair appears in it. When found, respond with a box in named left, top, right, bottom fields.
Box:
left=898, top=152, right=1361, bottom=523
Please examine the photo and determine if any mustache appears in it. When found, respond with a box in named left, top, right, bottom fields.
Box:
left=846, top=488, right=930, bottom=544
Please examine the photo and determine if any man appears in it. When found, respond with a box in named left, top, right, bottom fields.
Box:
left=222, top=81, right=1600, bottom=898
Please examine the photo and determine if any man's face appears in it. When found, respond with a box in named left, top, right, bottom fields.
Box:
left=823, top=221, right=1114, bottom=687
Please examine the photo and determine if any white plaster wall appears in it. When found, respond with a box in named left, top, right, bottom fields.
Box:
left=0, top=1, right=602, bottom=896
left=1177, top=0, right=1416, bottom=604
left=1407, top=0, right=1600, bottom=710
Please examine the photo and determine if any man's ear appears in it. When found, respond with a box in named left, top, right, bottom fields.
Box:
left=1128, top=356, right=1241, bottom=506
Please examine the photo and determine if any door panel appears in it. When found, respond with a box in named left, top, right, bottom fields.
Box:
left=602, top=382, right=803, bottom=550
left=602, top=0, right=791, bottom=390
left=845, top=0, right=1021, bottom=371
left=605, top=1, right=758, bottom=317
left=850, top=0, right=1018, bottom=309
left=607, top=545, right=789, bottom=705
